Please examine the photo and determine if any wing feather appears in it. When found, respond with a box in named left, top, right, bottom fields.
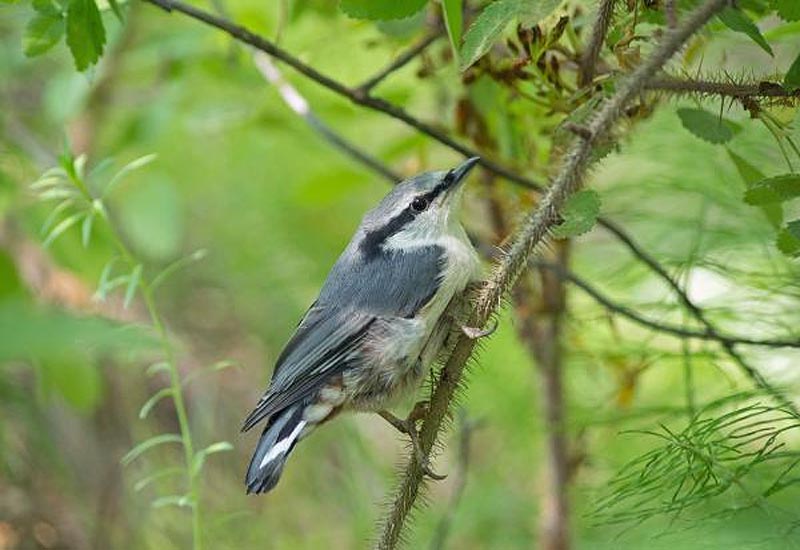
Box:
left=242, top=246, right=445, bottom=431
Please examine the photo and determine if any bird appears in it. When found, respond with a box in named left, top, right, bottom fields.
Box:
left=242, top=157, right=486, bottom=494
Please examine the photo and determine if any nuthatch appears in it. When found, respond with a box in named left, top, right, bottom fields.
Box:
left=243, top=158, right=483, bottom=494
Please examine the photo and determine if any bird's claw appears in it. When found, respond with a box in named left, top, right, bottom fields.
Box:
left=461, top=318, right=498, bottom=340
left=378, top=406, right=447, bottom=481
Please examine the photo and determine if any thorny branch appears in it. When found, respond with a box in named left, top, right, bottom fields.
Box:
left=376, top=1, right=731, bottom=547
left=646, top=76, right=800, bottom=103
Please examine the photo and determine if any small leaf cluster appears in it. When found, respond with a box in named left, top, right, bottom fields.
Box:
left=21, top=0, right=118, bottom=70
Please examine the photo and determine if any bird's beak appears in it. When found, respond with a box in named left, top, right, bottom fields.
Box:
left=446, top=157, right=480, bottom=191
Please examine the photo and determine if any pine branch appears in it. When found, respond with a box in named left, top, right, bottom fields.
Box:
left=375, top=1, right=731, bottom=547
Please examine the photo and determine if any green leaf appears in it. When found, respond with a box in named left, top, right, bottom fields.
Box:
left=133, top=467, right=184, bottom=493
left=677, top=108, right=739, bottom=145
left=102, top=153, right=157, bottom=198
left=776, top=223, right=800, bottom=256
left=138, top=387, right=173, bottom=419
left=726, top=149, right=783, bottom=228
left=23, top=12, right=65, bottom=57
left=552, top=190, right=601, bottom=238
left=338, top=0, right=428, bottom=21
left=43, top=212, right=84, bottom=248
left=107, top=0, right=124, bottom=22
left=442, top=0, right=462, bottom=55
left=65, top=0, right=106, bottom=71
left=784, top=51, right=800, bottom=91
left=81, top=210, right=94, bottom=247
left=744, top=174, right=800, bottom=204
left=191, top=441, right=233, bottom=476
left=772, top=0, right=800, bottom=22
left=151, top=494, right=193, bottom=509
left=460, top=0, right=520, bottom=71
left=718, top=7, right=773, bottom=56
left=123, top=264, right=142, bottom=309
left=121, top=433, right=183, bottom=466
left=39, top=357, right=102, bottom=412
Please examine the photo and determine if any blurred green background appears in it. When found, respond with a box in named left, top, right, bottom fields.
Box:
left=1, top=0, right=800, bottom=548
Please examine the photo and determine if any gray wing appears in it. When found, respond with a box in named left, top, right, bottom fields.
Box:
left=242, top=246, right=445, bottom=431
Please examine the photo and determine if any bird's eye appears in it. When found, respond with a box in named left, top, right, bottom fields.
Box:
left=410, top=197, right=429, bottom=213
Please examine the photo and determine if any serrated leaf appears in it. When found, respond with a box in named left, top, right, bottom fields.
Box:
left=552, top=190, right=601, bottom=238
left=123, top=264, right=142, bottom=309
left=102, top=153, right=157, bottom=198
left=785, top=51, right=800, bottom=91
left=23, top=12, right=65, bottom=57
left=43, top=212, right=84, bottom=248
left=339, top=0, right=428, bottom=21
left=442, top=0, right=462, bottom=56
left=133, top=467, right=184, bottom=493
left=65, top=0, right=106, bottom=71
left=677, top=108, right=739, bottom=145
left=772, top=0, right=800, bottom=22
left=138, top=387, right=173, bottom=419
left=718, top=7, right=773, bottom=56
left=515, top=0, right=561, bottom=26
left=121, top=433, right=182, bottom=466
left=776, top=225, right=800, bottom=256
left=727, top=149, right=783, bottom=228
left=743, top=174, right=800, bottom=204
left=460, top=0, right=521, bottom=71
left=191, top=441, right=233, bottom=476
left=151, top=494, right=193, bottom=509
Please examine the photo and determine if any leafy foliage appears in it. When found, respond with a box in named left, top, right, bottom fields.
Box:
left=65, top=0, right=106, bottom=70
left=23, top=0, right=65, bottom=57
left=551, top=190, right=600, bottom=239
left=718, top=7, right=773, bottom=56
left=594, top=400, right=800, bottom=527
left=677, top=107, right=740, bottom=144
left=338, top=0, right=428, bottom=21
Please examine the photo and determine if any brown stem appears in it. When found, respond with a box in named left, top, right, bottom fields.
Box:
left=514, top=243, right=571, bottom=550
left=578, top=0, right=616, bottom=87
left=356, top=31, right=441, bottom=94
left=646, top=76, right=800, bottom=101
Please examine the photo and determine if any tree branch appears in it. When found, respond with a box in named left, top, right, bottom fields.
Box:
left=375, top=1, right=730, bottom=547
left=578, top=0, right=616, bottom=87
left=646, top=76, right=800, bottom=102
left=356, top=31, right=441, bottom=94
left=252, top=51, right=401, bottom=182
left=597, top=218, right=797, bottom=402
left=535, top=260, right=800, bottom=349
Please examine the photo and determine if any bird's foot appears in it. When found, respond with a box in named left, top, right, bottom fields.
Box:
left=378, top=406, right=446, bottom=481
left=460, top=318, right=498, bottom=340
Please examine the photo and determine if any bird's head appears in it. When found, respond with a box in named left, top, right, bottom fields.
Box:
left=358, top=157, right=479, bottom=257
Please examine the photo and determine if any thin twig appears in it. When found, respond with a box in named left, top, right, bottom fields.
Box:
left=356, top=32, right=441, bottom=94
left=578, top=0, right=616, bottom=87
left=598, top=218, right=799, bottom=415
left=252, top=51, right=401, bottom=182
left=376, top=1, right=730, bottom=547
left=535, top=260, right=800, bottom=349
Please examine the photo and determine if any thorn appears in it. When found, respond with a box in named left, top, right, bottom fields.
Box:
left=378, top=406, right=447, bottom=481
left=461, top=318, right=499, bottom=340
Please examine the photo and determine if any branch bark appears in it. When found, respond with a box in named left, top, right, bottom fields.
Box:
left=646, top=76, right=800, bottom=102
left=375, top=1, right=730, bottom=547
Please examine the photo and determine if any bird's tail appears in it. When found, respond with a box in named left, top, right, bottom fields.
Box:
left=245, top=404, right=307, bottom=494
